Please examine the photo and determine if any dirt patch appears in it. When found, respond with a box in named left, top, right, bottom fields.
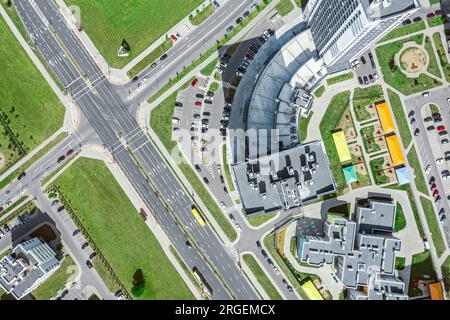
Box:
left=30, top=224, right=57, bottom=243
left=400, top=47, right=427, bottom=73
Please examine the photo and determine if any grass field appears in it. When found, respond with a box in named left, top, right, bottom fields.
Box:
left=247, top=212, right=276, bottom=227
left=442, top=255, right=450, bottom=293
left=326, top=72, right=354, bottom=85
left=407, top=146, right=429, bottom=196
left=420, top=196, right=446, bottom=258
left=32, top=255, right=77, bottom=300
left=425, top=36, right=442, bottom=78
left=65, top=0, right=204, bottom=68
left=320, top=91, right=351, bottom=192
left=0, top=16, right=65, bottom=173
left=299, top=112, right=313, bottom=141
left=376, top=34, right=442, bottom=96
left=387, top=89, right=412, bottom=148
left=53, top=157, right=194, bottom=300
left=394, top=202, right=406, bottom=232
left=200, top=58, right=219, bottom=77
left=242, top=254, right=283, bottom=300
left=189, top=4, right=215, bottom=26
left=314, top=85, right=325, bottom=98
left=222, top=144, right=235, bottom=192
left=275, top=0, right=294, bottom=16
left=409, top=250, right=436, bottom=297
left=433, top=32, right=450, bottom=82
left=380, top=21, right=426, bottom=43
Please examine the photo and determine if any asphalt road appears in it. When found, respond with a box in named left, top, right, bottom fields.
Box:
left=13, top=0, right=258, bottom=300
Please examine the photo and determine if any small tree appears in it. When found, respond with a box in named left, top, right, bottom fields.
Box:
left=131, top=269, right=145, bottom=297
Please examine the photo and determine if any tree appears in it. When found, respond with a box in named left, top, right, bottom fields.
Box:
left=131, top=269, right=145, bottom=297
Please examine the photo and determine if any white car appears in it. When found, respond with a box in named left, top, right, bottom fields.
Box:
left=4, top=201, right=12, bottom=208
left=235, top=223, right=241, bottom=231
left=273, top=265, right=280, bottom=275
left=422, top=92, right=430, bottom=97
left=184, top=23, right=190, bottom=31
left=172, top=117, right=181, bottom=124
left=220, top=202, right=226, bottom=209
left=436, top=158, right=444, bottom=164
left=425, top=164, right=432, bottom=174
left=236, top=71, right=244, bottom=77
left=447, top=97, right=450, bottom=107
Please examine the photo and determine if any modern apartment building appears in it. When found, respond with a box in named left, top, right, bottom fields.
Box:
left=0, top=238, right=60, bottom=299
left=304, top=0, right=418, bottom=69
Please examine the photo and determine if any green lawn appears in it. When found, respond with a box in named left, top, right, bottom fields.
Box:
left=299, top=112, right=313, bottom=141
left=65, top=0, right=203, bottom=68
left=313, top=85, right=325, bottom=98
left=209, top=82, right=220, bottom=93
left=380, top=21, right=426, bottom=43
left=427, top=15, right=446, bottom=28
left=189, top=4, right=215, bottom=26
left=407, top=146, right=429, bottom=196
left=409, top=251, right=436, bottom=297
left=200, top=58, right=219, bottom=77
left=441, top=255, right=450, bottom=293
left=420, top=196, right=446, bottom=258
left=53, top=157, right=194, bottom=300
left=0, top=16, right=65, bottom=173
left=425, top=36, right=442, bottom=78
left=326, top=72, right=354, bottom=85
left=387, top=89, right=412, bottom=148
left=320, top=91, right=351, bottom=192
left=353, top=84, right=384, bottom=102
left=32, top=255, right=77, bottom=300
left=247, top=213, right=277, bottom=227
left=275, top=0, right=294, bottom=16
left=394, top=202, right=406, bottom=232
left=242, top=254, right=283, bottom=300
left=128, top=38, right=173, bottom=77
left=395, top=256, right=406, bottom=271
left=386, top=183, right=424, bottom=238
left=433, top=32, right=450, bottom=82
left=376, top=34, right=442, bottom=96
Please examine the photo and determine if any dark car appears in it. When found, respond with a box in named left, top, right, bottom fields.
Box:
left=410, top=117, right=416, bottom=125
left=86, top=260, right=93, bottom=269
left=81, top=242, right=89, bottom=250
left=226, top=26, right=234, bottom=33
left=204, top=99, right=213, bottom=105
left=427, top=125, right=435, bottom=131
left=61, top=289, right=69, bottom=298
left=414, top=128, right=420, bottom=136
left=427, top=12, right=436, bottom=19
left=131, top=76, right=139, bottom=83
left=267, top=258, right=273, bottom=266
left=174, top=102, right=183, bottom=108
left=57, top=155, right=66, bottom=163
left=203, top=177, right=209, bottom=184
left=442, top=139, right=449, bottom=145
left=432, top=112, right=441, bottom=120
left=256, top=241, right=262, bottom=249
left=243, top=10, right=250, bottom=18
left=220, top=175, right=224, bottom=183
left=358, top=76, right=363, bottom=85
left=413, top=16, right=422, bottom=23
left=363, top=76, right=369, bottom=85
left=236, top=17, right=243, bottom=24
left=439, top=131, right=448, bottom=136
left=160, top=53, right=168, bottom=61
left=229, top=214, right=235, bottom=221
left=3, top=225, right=9, bottom=232
left=402, top=19, right=412, bottom=25
left=52, top=200, right=59, bottom=206
left=361, top=56, right=366, bottom=64
left=223, top=187, right=228, bottom=195
left=435, top=10, right=442, bottom=16
left=185, top=240, right=192, bottom=249
left=196, top=93, right=204, bottom=99
left=261, top=249, right=268, bottom=258
left=202, top=112, right=211, bottom=117
left=57, top=206, right=65, bottom=212
left=429, top=176, right=435, bottom=185
left=89, top=252, right=97, bottom=259
left=195, top=164, right=201, bottom=172
left=17, top=172, right=26, bottom=180
left=66, top=149, right=74, bottom=157
left=424, top=116, right=433, bottom=122
left=408, top=110, right=415, bottom=117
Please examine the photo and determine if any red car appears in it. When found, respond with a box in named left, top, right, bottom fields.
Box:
left=246, top=53, right=254, bottom=60
left=66, top=149, right=74, bottom=157
left=0, top=207, right=3, bottom=213
left=431, top=183, right=437, bottom=192
left=170, top=34, right=177, bottom=41
left=434, top=190, right=440, bottom=198
left=194, top=101, right=202, bottom=107
left=191, top=78, right=199, bottom=87
left=437, top=125, right=446, bottom=132
left=427, top=12, right=436, bottom=19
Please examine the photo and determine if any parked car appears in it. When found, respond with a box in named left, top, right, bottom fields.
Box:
left=439, top=131, right=448, bottom=136
left=89, top=252, right=97, bottom=259
left=402, top=19, right=412, bottom=25
left=191, top=78, right=199, bottom=87
left=438, top=125, right=446, bottom=132
left=256, top=241, right=262, bottom=249
left=175, top=102, right=183, bottom=108
left=427, top=125, right=435, bottom=131
left=229, top=214, right=235, bottom=221
left=413, top=16, right=422, bottom=23
left=81, top=242, right=89, bottom=250
left=427, top=12, right=436, bottom=19
left=72, top=229, right=80, bottom=236
left=66, top=149, right=74, bottom=157
left=235, top=223, right=241, bottom=231
left=442, top=139, right=449, bottom=145
left=186, top=241, right=192, bottom=249
left=422, top=91, right=430, bottom=97
left=261, top=249, right=268, bottom=258
left=194, top=101, right=202, bottom=107
left=424, top=116, right=433, bottom=122
left=57, top=155, right=66, bottom=163
left=203, top=177, right=209, bottom=184
left=17, top=172, right=26, bottom=180
left=408, top=110, right=415, bottom=118
left=86, top=260, right=93, bottom=269
left=236, top=17, right=243, bottom=24
left=160, top=53, right=168, bottom=61
left=414, top=128, right=420, bottom=136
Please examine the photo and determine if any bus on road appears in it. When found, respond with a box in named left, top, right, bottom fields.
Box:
left=191, top=205, right=206, bottom=227
left=192, top=267, right=213, bottom=298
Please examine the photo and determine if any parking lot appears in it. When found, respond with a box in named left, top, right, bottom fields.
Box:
left=405, top=88, right=450, bottom=241
left=353, top=49, right=380, bottom=86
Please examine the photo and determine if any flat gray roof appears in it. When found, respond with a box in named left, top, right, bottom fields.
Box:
left=232, top=141, right=336, bottom=215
